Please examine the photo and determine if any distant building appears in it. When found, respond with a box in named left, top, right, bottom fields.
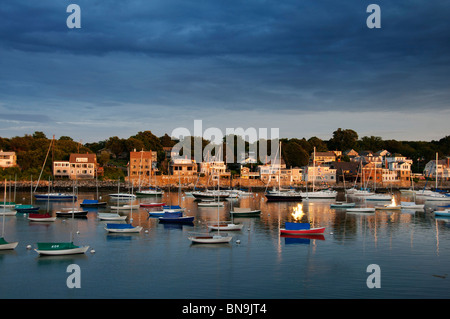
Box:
left=312, top=151, right=336, bottom=164
left=258, top=159, right=302, bottom=184
left=69, top=153, right=98, bottom=179
left=239, top=166, right=260, bottom=180
left=53, top=161, right=70, bottom=178
left=330, top=161, right=360, bottom=182
left=128, top=149, right=154, bottom=184
left=0, top=150, right=17, bottom=168
left=200, top=156, right=230, bottom=180
left=169, top=158, right=198, bottom=176
left=303, top=165, right=336, bottom=185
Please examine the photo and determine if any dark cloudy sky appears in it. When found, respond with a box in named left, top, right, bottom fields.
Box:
left=0, top=0, right=449, bottom=143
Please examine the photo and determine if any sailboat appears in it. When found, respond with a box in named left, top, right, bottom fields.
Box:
left=80, top=169, right=107, bottom=207
left=207, top=190, right=243, bottom=231
left=34, top=136, right=77, bottom=201
left=0, top=179, right=18, bottom=250
left=105, top=184, right=143, bottom=233
left=0, top=180, right=16, bottom=216
left=35, top=181, right=89, bottom=256
left=159, top=174, right=193, bottom=224
left=16, top=176, right=40, bottom=213
left=99, top=180, right=127, bottom=221
left=188, top=174, right=232, bottom=244
left=301, top=147, right=337, bottom=199
left=28, top=181, right=56, bottom=222
left=422, top=153, right=450, bottom=202
left=264, top=142, right=302, bottom=202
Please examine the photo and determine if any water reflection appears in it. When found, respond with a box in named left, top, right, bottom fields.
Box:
left=2, top=189, right=450, bottom=299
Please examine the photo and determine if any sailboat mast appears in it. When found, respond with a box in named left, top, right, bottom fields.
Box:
left=436, top=152, right=438, bottom=190
left=278, top=142, right=281, bottom=191
left=313, top=147, right=316, bottom=192
left=2, top=179, right=6, bottom=236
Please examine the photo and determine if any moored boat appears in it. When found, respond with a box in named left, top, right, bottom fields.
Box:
left=97, top=213, right=127, bottom=221
left=34, top=242, right=89, bottom=255
left=55, top=210, right=88, bottom=218
left=280, top=222, right=325, bottom=235
left=330, top=202, right=356, bottom=208
left=104, top=223, right=143, bottom=233
left=140, top=202, right=165, bottom=208
left=15, top=204, right=40, bottom=213
left=188, top=232, right=233, bottom=244
left=34, top=193, right=77, bottom=201
left=28, top=213, right=56, bottom=222
left=434, top=209, right=450, bottom=217
left=80, top=199, right=107, bottom=207
left=229, top=207, right=261, bottom=217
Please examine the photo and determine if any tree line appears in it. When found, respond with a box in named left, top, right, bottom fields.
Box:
left=0, top=129, right=449, bottom=180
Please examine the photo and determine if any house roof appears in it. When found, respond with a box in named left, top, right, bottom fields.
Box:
left=69, top=153, right=97, bottom=163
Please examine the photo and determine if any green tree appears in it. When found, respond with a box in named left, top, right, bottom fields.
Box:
left=328, top=128, right=358, bottom=151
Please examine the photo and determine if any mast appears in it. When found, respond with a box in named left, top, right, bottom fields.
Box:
left=278, top=141, right=281, bottom=191
left=313, top=147, right=316, bottom=192
left=436, top=152, right=438, bottom=190
left=2, top=179, right=6, bottom=236
left=35, top=137, right=53, bottom=193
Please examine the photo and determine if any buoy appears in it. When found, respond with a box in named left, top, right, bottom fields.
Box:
left=26, top=245, right=32, bottom=249
left=90, top=249, right=95, bottom=254
left=76, top=230, right=80, bottom=234
left=236, top=240, right=241, bottom=244
left=145, top=229, right=149, bottom=233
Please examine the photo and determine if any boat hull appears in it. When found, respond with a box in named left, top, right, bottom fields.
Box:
left=97, top=214, right=127, bottom=221
left=346, top=208, right=376, bottom=213
left=208, top=223, right=243, bottom=231
left=265, top=194, right=303, bottom=202
left=0, top=242, right=19, bottom=250
left=140, top=203, right=165, bottom=208
left=434, top=210, right=450, bottom=217
left=159, top=216, right=194, bottom=224
left=230, top=209, right=261, bottom=217
left=188, top=235, right=233, bottom=244
left=280, top=227, right=325, bottom=235
left=34, top=194, right=76, bottom=201
left=56, top=211, right=88, bottom=218
left=35, top=246, right=89, bottom=255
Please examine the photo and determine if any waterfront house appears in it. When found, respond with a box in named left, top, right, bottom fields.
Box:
left=302, top=165, right=337, bottom=185
left=199, top=156, right=230, bottom=180
left=169, top=158, right=198, bottom=176
left=0, top=150, right=17, bottom=168
left=128, top=149, right=154, bottom=185
left=69, top=153, right=98, bottom=180
left=53, top=161, right=70, bottom=178
left=258, top=160, right=302, bottom=185
left=330, top=161, right=359, bottom=182
left=311, top=151, right=336, bottom=164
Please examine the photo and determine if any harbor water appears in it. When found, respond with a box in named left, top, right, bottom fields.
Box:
left=1, top=190, right=450, bottom=300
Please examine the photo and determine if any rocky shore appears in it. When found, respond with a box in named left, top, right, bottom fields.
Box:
left=3, top=178, right=449, bottom=192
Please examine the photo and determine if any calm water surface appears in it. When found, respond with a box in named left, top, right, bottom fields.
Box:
left=1, top=190, right=449, bottom=299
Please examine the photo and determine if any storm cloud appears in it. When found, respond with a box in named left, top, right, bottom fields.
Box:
left=0, top=0, right=449, bottom=142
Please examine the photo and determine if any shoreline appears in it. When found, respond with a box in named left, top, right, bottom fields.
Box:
left=2, top=179, right=448, bottom=192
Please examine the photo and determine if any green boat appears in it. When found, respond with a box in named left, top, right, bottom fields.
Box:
left=0, top=201, right=16, bottom=207
left=0, top=237, right=18, bottom=250
left=35, top=242, right=89, bottom=256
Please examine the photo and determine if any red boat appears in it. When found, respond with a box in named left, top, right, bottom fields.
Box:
left=279, top=222, right=325, bottom=235
left=140, top=202, right=165, bottom=208
left=28, top=213, right=57, bottom=222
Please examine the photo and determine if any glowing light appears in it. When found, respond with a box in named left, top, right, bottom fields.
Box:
left=291, top=203, right=304, bottom=221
